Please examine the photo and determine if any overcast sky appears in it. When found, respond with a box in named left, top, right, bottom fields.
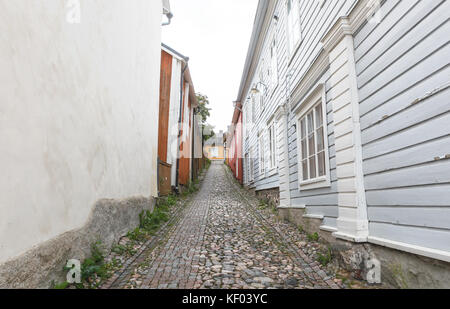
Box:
left=162, top=0, right=258, bottom=134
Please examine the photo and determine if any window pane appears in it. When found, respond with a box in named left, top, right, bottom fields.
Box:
left=307, top=112, right=314, bottom=134
left=308, top=135, right=315, bottom=156
left=302, top=160, right=308, bottom=181
left=301, top=139, right=307, bottom=160
left=315, top=104, right=323, bottom=128
left=318, top=151, right=326, bottom=177
left=309, top=157, right=316, bottom=179
left=300, top=119, right=306, bottom=138
left=271, top=127, right=276, bottom=167
left=317, top=127, right=324, bottom=152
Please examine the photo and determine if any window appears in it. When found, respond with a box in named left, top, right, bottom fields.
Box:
left=245, top=101, right=251, bottom=139
left=251, top=96, right=256, bottom=124
left=268, top=123, right=277, bottom=170
left=258, top=62, right=265, bottom=113
left=270, top=37, right=279, bottom=88
left=249, top=148, right=255, bottom=183
left=287, top=0, right=302, bottom=55
left=299, top=105, right=325, bottom=181
left=245, top=153, right=249, bottom=183
left=210, top=147, right=219, bottom=158
left=295, top=84, right=330, bottom=190
left=258, top=132, right=265, bottom=175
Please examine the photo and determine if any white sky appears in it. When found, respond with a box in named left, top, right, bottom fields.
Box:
left=162, top=0, right=258, bottom=134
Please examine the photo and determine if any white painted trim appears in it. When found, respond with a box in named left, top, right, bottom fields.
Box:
left=333, top=231, right=368, bottom=243
left=303, top=214, right=324, bottom=220
left=321, top=0, right=382, bottom=52
left=368, top=236, right=450, bottom=263
left=294, top=83, right=332, bottom=192
left=278, top=204, right=306, bottom=209
left=273, top=103, right=291, bottom=207
left=320, top=225, right=338, bottom=233
left=274, top=103, right=289, bottom=121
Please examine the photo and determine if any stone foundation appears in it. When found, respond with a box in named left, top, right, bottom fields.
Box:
left=278, top=207, right=450, bottom=289
left=0, top=196, right=155, bottom=289
left=255, top=188, right=280, bottom=209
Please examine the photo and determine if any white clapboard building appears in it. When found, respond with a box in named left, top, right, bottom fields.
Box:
left=237, top=0, right=450, bottom=287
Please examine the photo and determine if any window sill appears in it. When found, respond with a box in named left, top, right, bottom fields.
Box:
left=299, top=176, right=330, bottom=191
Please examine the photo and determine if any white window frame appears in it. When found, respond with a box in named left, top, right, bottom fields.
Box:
left=286, top=0, right=302, bottom=59
left=258, top=62, right=265, bottom=114
left=258, top=131, right=265, bottom=176
left=251, top=95, right=256, bottom=124
left=245, top=100, right=251, bottom=140
left=270, top=36, right=279, bottom=90
left=267, top=121, right=277, bottom=172
left=257, top=90, right=264, bottom=116
left=294, top=83, right=331, bottom=191
left=249, top=148, right=255, bottom=183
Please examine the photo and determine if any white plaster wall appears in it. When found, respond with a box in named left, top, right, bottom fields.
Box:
left=0, top=0, right=162, bottom=263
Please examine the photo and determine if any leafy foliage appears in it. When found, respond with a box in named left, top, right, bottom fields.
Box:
left=307, top=232, right=319, bottom=242
left=196, top=93, right=215, bottom=143
left=317, top=247, right=333, bottom=266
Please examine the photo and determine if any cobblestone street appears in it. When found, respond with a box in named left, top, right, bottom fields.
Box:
left=103, top=162, right=344, bottom=289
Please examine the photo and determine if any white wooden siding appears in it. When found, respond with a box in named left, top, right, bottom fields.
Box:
left=355, top=0, right=450, bottom=252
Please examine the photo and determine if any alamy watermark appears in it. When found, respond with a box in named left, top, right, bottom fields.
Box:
left=366, top=258, right=381, bottom=284
left=65, top=259, right=81, bottom=284
left=365, top=0, right=383, bottom=25
left=66, top=0, right=81, bottom=24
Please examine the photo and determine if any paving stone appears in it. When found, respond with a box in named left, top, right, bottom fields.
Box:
left=99, top=162, right=352, bottom=289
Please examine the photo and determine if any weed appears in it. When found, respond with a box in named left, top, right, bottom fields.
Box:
left=317, top=248, right=333, bottom=266
left=167, top=194, right=178, bottom=206
left=298, top=225, right=304, bottom=233
left=258, top=200, right=268, bottom=210
left=127, top=227, right=148, bottom=242
left=69, top=241, right=113, bottom=289
left=307, top=232, right=319, bottom=242
left=111, top=244, right=136, bottom=256
left=52, top=281, right=69, bottom=290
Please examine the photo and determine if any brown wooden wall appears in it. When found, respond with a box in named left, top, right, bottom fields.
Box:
left=158, top=50, right=173, bottom=163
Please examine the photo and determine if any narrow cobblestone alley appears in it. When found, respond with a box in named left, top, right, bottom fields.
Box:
left=104, top=162, right=343, bottom=289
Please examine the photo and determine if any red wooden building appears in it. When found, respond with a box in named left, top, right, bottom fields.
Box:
left=158, top=44, right=202, bottom=195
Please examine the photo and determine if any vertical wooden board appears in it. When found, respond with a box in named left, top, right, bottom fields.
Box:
left=158, top=50, right=173, bottom=163
left=158, top=161, right=172, bottom=196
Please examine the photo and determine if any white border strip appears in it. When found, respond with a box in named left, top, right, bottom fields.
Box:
left=368, top=236, right=450, bottom=263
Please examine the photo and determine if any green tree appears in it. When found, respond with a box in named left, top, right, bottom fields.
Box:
left=196, top=93, right=215, bottom=143
left=196, top=93, right=211, bottom=125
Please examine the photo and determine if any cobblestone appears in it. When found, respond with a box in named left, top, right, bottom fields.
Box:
left=102, top=162, right=345, bottom=289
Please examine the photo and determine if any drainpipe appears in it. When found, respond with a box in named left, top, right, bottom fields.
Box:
left=175, top=59, right=189, bottom=192
left=162, top=0, right=173, bottom=26
left=162, top=12, right=173, bottom=26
